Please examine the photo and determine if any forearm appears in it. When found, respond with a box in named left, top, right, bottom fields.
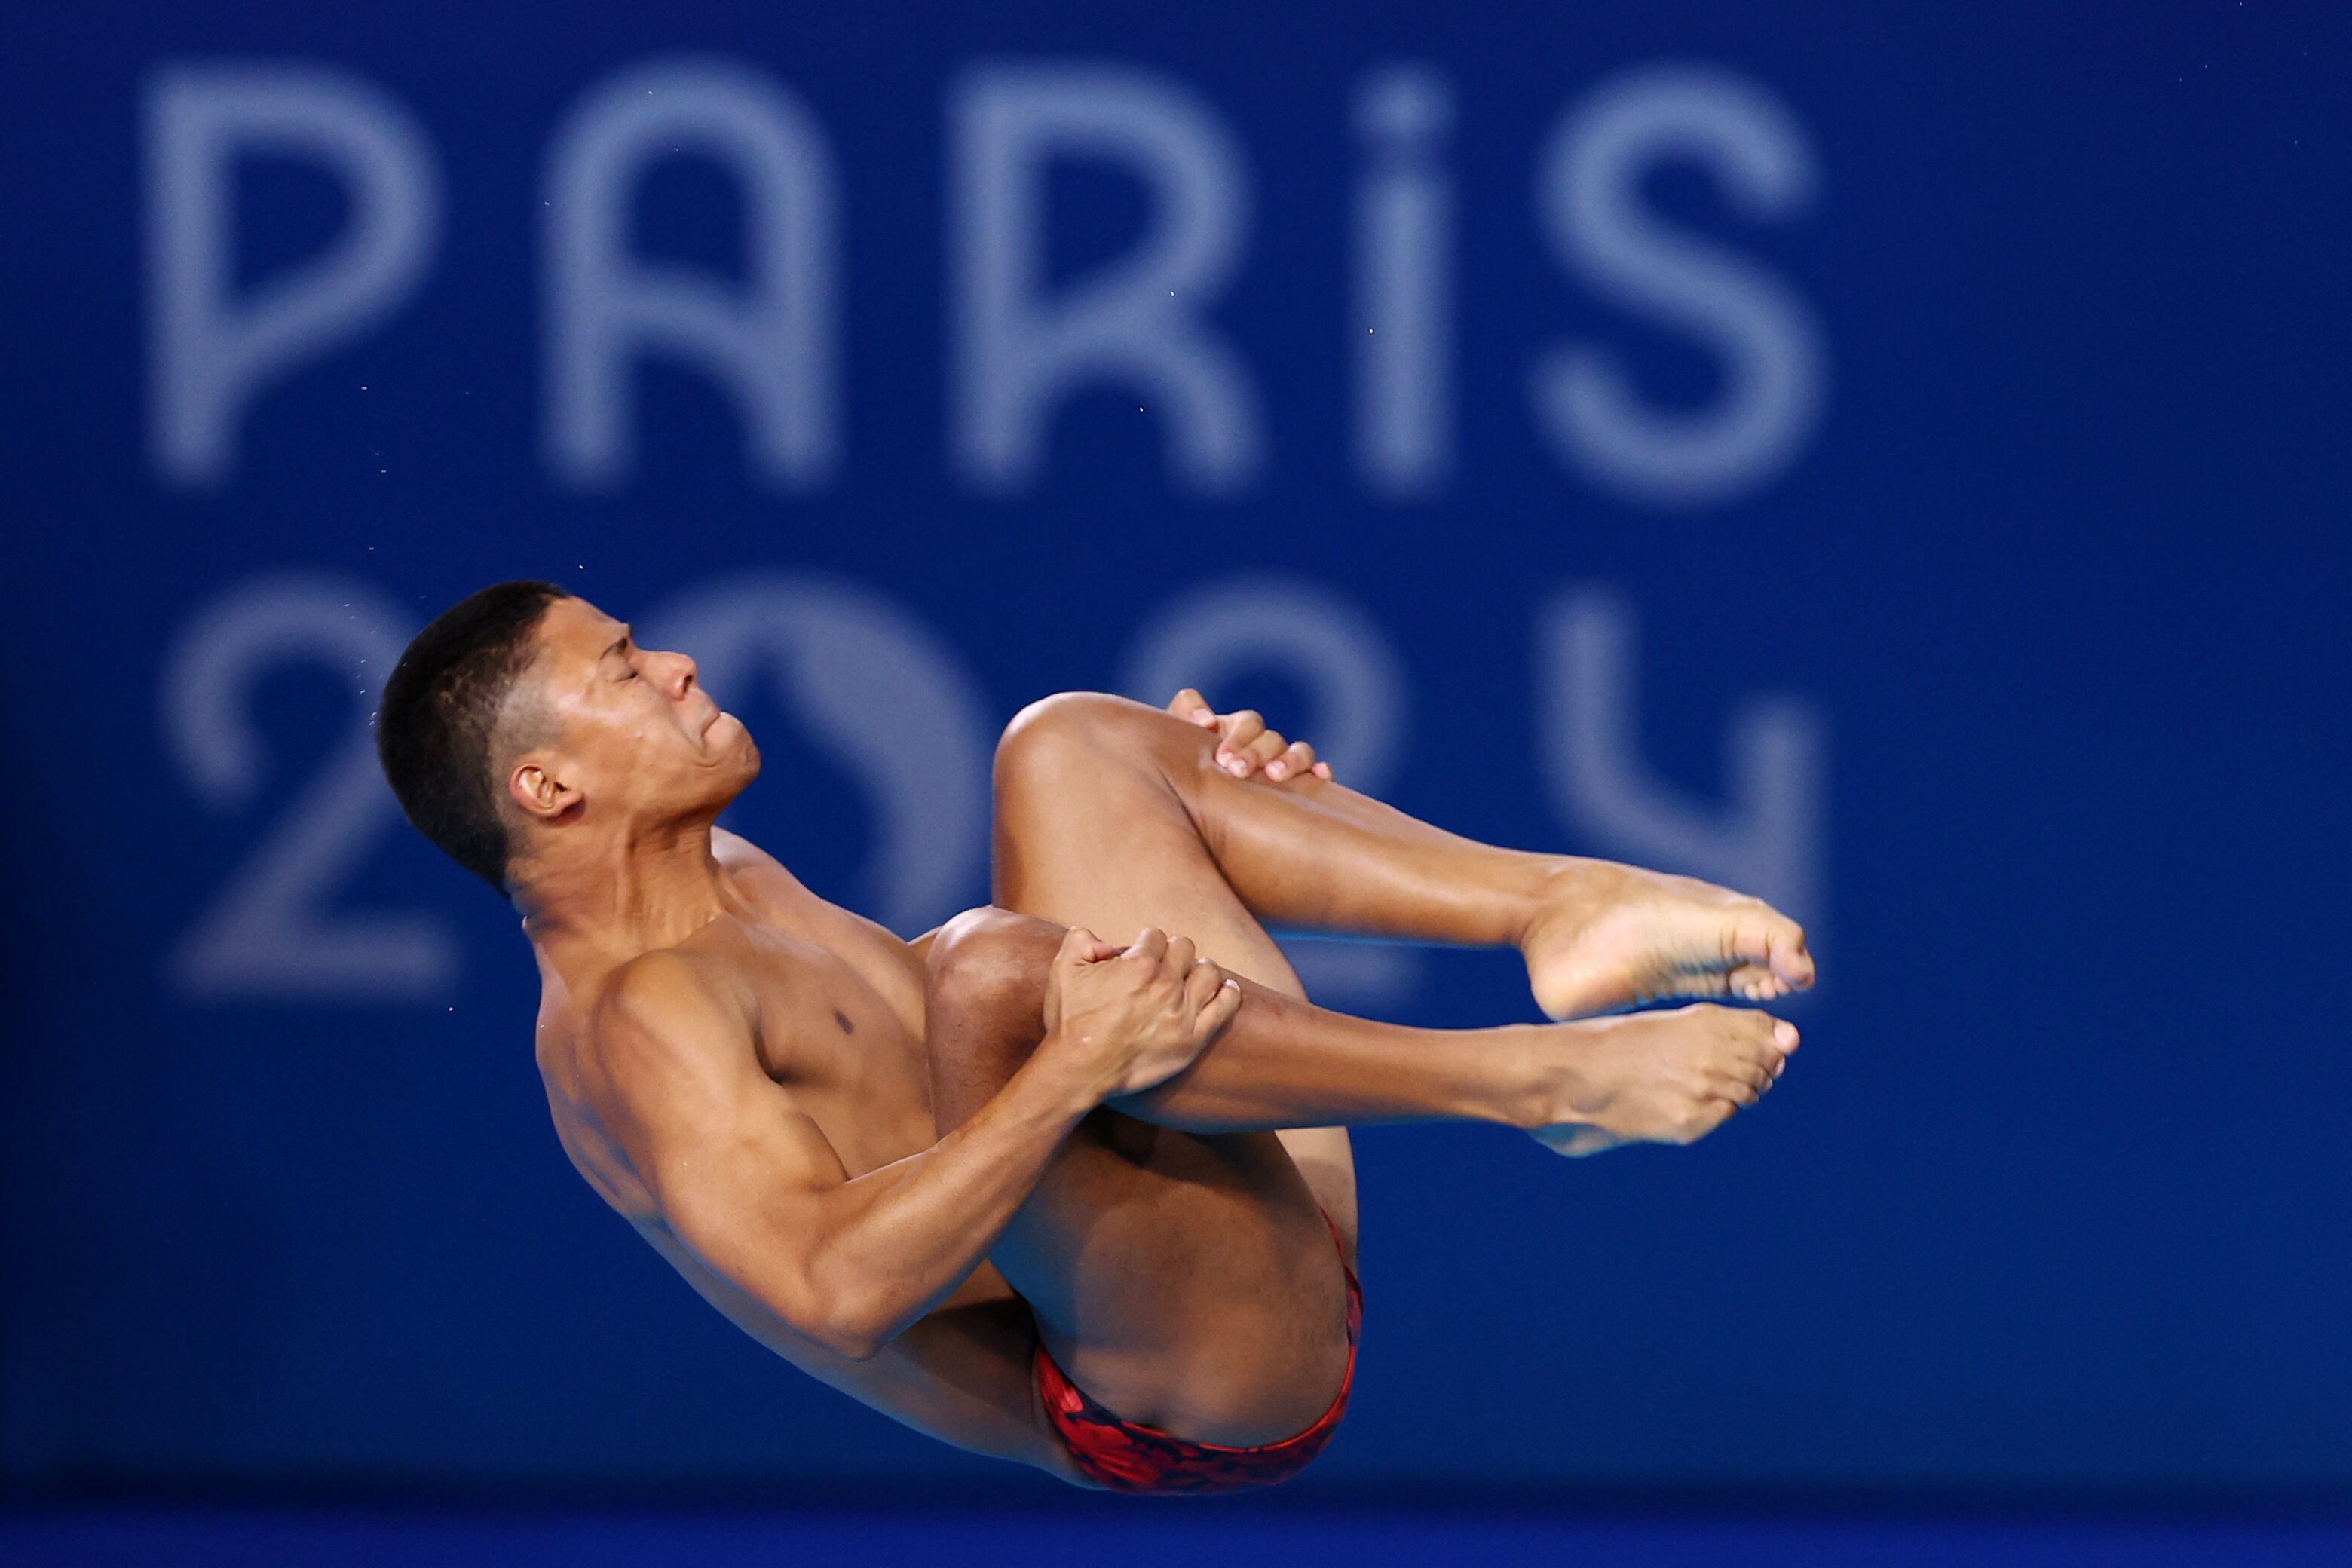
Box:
left=807, top=1057, right=1092, bottom=1357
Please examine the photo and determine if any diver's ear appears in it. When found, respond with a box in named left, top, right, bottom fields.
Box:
left=509, top=755, right=583, bottom=824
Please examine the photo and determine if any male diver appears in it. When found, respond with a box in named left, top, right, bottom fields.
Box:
left=377, top=582, right=1809, bottom=1491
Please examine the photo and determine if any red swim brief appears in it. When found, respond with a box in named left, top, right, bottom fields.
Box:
left=1034, top=1211, right=1362, bottom=1494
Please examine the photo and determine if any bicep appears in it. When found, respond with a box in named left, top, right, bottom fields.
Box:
left=595, top=971, right=849, bottom=1334
left=650, top=1099, right=847, bottom=1273
left=637, top=1077, right=856, bottom=1327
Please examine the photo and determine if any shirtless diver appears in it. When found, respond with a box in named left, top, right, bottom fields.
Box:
left=377, top=580, right=1811, bottom=1493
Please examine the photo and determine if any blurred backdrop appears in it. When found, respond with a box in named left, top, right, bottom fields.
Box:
left=2, top=0, right=2348, bottom=1537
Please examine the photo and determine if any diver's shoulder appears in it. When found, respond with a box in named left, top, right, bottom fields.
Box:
left=602, top=940, right=734, bottom=1018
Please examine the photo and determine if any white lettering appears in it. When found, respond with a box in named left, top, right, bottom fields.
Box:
left=544, top=60, right=840, bottom=491
left=1352, top=66, right=1454, bottom=498
left=146, top=64, right=439, bottom=487
left=951, top=63, right=1260, bottom=493
left=1530, top=65, right=1823, bottom=506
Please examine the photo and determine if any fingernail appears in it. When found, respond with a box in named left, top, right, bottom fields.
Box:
left=1225, top=758, right=1248, bottom=776
left=1266, top=762, right=1287, bottom=780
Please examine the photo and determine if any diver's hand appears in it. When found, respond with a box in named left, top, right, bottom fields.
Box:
left=1040, top=926, right=1243, bottom=1101
left=1167, top=689, right=1334, bottom=783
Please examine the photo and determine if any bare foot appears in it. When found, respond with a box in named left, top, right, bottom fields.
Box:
left=1528, top=1003, right=1799, bottom=1156
left=1519, top=860, right=1815, bottom=1021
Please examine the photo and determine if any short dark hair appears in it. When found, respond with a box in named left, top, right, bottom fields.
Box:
left=378, top=580, right=569, bottom=893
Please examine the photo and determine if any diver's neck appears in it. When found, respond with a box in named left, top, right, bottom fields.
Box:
left=516, top=816, right=733, bottom=963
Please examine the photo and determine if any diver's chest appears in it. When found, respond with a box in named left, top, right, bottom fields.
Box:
left=743, top=935, right=935, bottom=1170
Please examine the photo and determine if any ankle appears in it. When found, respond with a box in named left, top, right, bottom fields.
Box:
left=1503, top=1021, right=1584, bottom=1131
left=1512, top=856, right=1613, bottom=949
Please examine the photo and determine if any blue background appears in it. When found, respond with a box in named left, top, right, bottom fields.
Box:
left=4, top=0, right=2348, bottom=1505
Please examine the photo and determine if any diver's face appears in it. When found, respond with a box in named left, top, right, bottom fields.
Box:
left=517, top=597, right=759, bottom=824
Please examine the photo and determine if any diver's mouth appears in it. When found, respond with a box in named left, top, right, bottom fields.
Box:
left=700, top=706, right=748, bottom=752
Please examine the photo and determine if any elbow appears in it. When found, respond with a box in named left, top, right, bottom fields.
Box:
left=817, top=1321, right=888, bottom=1364
left=663, top=1194, right=902, bottom=1363
left=801, top=1284, right=893, bottom=1364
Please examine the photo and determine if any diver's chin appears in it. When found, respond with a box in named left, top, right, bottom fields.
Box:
left=722, top=725, right=761, bottom=790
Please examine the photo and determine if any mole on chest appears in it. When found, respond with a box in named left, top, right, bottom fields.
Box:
left=832, top=1009, right=856, bottom=1034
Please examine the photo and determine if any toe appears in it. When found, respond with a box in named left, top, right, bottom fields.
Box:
left=1771, top=917, right=1815, bottom=989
